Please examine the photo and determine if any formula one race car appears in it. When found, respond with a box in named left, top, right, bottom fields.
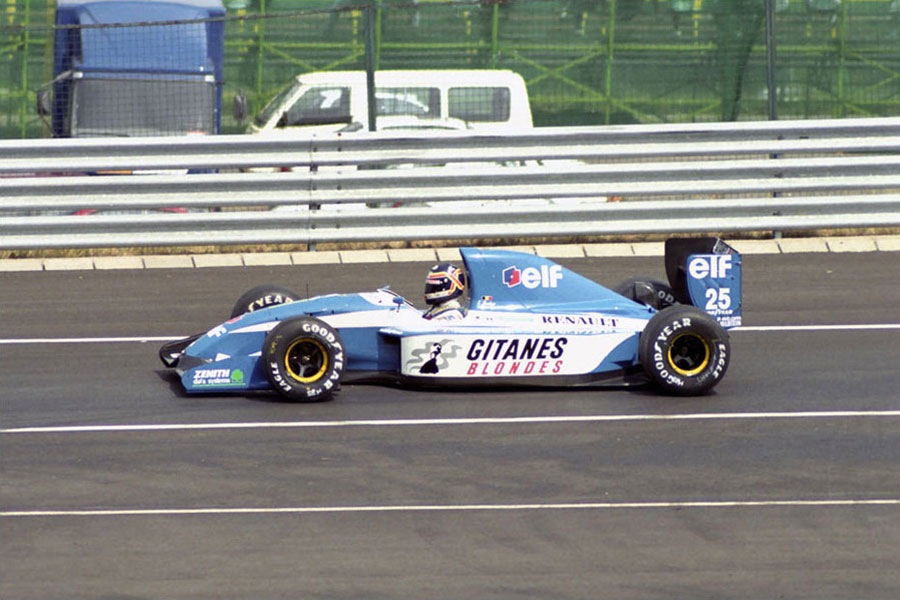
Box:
left=160, top=237, right=742, bottom=401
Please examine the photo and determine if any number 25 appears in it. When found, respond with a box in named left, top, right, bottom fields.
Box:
left=705, top=288, right=731, bottom=311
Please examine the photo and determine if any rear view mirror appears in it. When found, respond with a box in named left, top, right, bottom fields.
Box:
left=233, top=93, right=248, bottom=121
left=36, top=89, right=51, bottom=117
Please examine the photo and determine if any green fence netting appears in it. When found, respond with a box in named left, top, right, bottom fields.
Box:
left=2, top=0, right=899, bottom=138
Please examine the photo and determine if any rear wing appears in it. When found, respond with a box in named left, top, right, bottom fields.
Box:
left=665, top=238, right=742, bottom=329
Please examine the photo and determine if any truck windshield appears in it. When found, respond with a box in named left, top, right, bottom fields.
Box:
left=71, top=77, right=216, bottom=137
left=254, top=80, right=302, bottom=128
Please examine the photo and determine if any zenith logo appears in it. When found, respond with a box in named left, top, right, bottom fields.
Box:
left=502, top=264, right=563, bottom=289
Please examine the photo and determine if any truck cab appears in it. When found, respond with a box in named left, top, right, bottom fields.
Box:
left=39, top=0, right=225, bottom=138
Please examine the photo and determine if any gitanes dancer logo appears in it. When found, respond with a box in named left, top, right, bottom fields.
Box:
left=405, top=339, right=462, bottom=374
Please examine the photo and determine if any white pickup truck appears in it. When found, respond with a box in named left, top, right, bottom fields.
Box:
left=247, top=69, right=534, bottom=135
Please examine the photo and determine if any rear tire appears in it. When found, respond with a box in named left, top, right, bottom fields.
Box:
left=230, top=284, right=300, bottom=319
left=639, top=305, right=730, bottom=396
left=262, top=317, right=344, bottom=402
left=613, top=277, right=677, bottom=310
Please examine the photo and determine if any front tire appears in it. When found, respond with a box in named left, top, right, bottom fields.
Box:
left=262, top=317, right=345, bottom=402
left=639, top=305, right=730, bottom=396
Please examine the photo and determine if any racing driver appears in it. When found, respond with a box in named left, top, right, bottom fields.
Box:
left=423, top=263, right=466, bottom=320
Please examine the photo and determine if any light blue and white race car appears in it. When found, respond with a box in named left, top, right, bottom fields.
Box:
left=160, top=237, right=742, bottom=401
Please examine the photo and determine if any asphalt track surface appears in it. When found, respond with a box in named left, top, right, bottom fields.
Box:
left=2, top=250, right=900, bottom=599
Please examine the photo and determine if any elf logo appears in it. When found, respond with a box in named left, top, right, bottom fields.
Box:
left=502, top=264, right=563, bottom=289
left=688, top=255, right=733, bottom=280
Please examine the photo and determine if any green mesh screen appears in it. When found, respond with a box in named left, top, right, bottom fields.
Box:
left=3, top=0, right=900, bottom=138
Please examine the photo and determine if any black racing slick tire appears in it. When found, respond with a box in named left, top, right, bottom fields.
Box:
left=230, top=284, right=300, bottom=319
left=262, top=317, right=345, bottom=402
left=613, top=277, right=677, bottom=310
left=639, top=305, right=730, bottom=396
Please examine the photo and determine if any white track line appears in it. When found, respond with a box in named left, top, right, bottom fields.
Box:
left=0, top=336, right=183, bottom=344
left=4, top=498, right=900, bottom=518
left=736, top=324, right=900, bottom=332
left=4, top=411, right=900, bottom=435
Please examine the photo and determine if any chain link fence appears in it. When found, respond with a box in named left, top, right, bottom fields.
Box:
left=3, top=0, right=900, bottom=139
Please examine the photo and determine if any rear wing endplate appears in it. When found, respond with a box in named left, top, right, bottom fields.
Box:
left=665, top=238, right=742, bottom=329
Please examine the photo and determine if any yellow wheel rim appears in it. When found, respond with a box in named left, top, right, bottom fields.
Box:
left=284, top=338, right=328, bottom=383
left=668, top=332, right=710, bottom=377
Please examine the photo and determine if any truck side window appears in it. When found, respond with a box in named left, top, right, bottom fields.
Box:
left=281, top=86, right=350, bottom=127
left=448, top=87, right=511, bottom=122
left=375, top=87, right=439, bottom=117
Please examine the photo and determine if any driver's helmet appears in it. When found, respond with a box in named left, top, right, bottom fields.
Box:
left=424, top=263, right=466, bottom=306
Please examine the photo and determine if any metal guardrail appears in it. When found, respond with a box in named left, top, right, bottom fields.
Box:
left=2, top=117, right=900, bottom=250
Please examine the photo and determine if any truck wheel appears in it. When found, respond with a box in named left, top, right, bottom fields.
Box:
left=639, top=305, right=730, bottom=396
left=262, top=317, right=344, bottom=402
left=230, top=284, right=300, bottom=318
left=613, top=277, right=677, bottom=309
